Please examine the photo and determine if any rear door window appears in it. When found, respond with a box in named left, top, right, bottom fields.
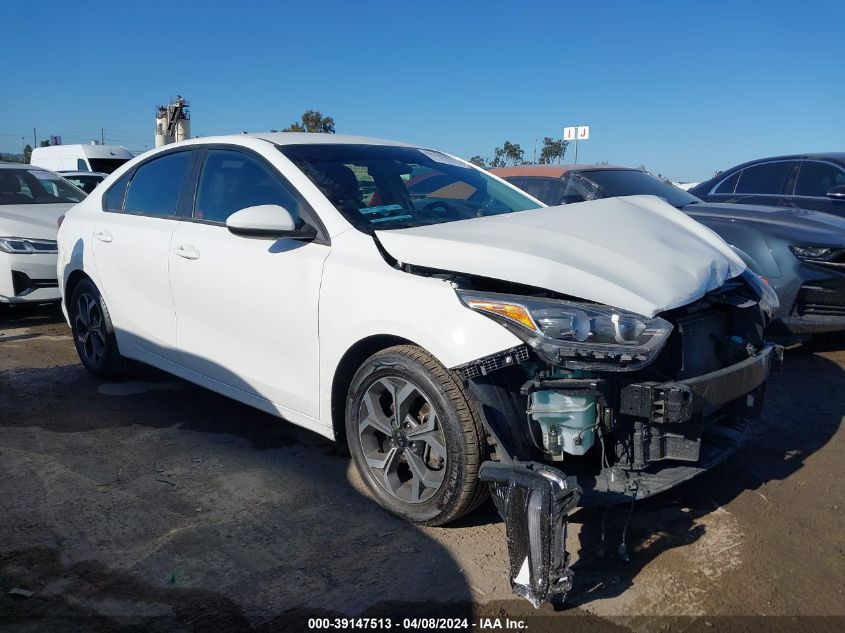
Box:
left=124, top=151, right=192, bottom=217
left=794, top=161, right=845, bottom=197
left=734, top=161, right=795, bottom=195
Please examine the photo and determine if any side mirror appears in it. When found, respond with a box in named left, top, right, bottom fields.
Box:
left=827, top=184, right=845, bottom=201
left=226, top=204, right=313, bottom=239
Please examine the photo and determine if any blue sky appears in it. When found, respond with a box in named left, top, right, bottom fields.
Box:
left=2, top=0, right=842, bottom=181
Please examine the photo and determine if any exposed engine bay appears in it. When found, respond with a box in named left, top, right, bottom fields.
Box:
left=404, top=263, right=782, bottom=606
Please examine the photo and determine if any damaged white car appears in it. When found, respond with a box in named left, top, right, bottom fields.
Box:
left=57, top=134, right=781, bottom=606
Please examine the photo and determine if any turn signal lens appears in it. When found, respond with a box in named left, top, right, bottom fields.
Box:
left=465, top=299, right=538, bottom=331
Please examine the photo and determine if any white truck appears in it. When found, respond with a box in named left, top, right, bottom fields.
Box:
left=30, top=143, right=133, bottom=174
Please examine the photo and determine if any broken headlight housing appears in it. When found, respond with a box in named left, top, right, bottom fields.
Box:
left=740, top=269, right=779, bottom=321
left=457, top=290, right=673, bottom=371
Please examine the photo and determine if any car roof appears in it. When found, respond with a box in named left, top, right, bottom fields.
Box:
left=721, top=153, right=845, bottom=172
left=490, top=164, right=629, bottom=178
left=0, top=162, right=49, bottom=171
left=57, top=171, right=108, bottom=177
left=246, top=132, right=416, bottom=148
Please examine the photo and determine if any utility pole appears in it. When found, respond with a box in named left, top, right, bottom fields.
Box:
left=33, top=128, right=36, bottom=147
left=101, top=128, right=104, bottom=145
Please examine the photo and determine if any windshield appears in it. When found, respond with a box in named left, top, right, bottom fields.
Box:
left=572, top=169, right=700, bottom=208
left=88, top=158, right=130, bottom=174
left=62, top=174, right=104, bottom=194
left=279, top=144, right=541, bottom=232
left=0, top=168, right=86, bottom=205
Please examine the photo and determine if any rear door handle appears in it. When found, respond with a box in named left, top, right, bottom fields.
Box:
left=173, top=245, right=200, bottom=260
left=94, top=231, right=113, bottom=243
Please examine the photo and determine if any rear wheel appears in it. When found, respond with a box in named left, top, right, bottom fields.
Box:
left=69, top=278, right=127, bottom=377
left=345, top=345, right=488, bottom=526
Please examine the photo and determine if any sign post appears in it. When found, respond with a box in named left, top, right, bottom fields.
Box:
left=564, top=125, right=589, bottom=164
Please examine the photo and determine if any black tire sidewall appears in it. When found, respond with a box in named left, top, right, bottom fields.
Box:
left=345, top=349, right=477, bottom=525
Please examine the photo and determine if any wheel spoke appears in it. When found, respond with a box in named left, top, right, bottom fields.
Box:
left=365, top=446, right=397, bottom=470
left=76, top=296, right=90, bottom=328
left=406, top=411, right=436, bottom=437
left=376, top=447, right=402, bottom=494
left=359, top=390, right=392, bottom=436
left=389, top=380, right=418, bottom=427
left=415, top=430, right=447, bottom=462
left=405, top=448, right=444, bottom=490
left=90, top=332, right=105, bottom=362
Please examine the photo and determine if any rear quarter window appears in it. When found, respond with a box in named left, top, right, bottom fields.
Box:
left=714, top=171, right=740, bottom=194
left=103, top=172, right=131, bottom=211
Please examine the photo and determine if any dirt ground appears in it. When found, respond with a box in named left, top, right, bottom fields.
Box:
left=1, top=304, right=843, bottom=632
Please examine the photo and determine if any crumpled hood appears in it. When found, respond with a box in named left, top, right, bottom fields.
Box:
left=376, top=195, right=746, bottom=318
left=0, top=204, right=71, bottom=241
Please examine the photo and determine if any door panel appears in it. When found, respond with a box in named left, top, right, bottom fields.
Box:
left=169, top=147, right=329, bottom=417
left=170, top=222, right=328, bottom=416
left=92, top=214, right=179, bottom=360
left=92, top=150, right=194, bottom=361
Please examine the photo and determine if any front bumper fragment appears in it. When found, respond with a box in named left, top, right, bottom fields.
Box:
left=479, top=461, right=581, bottom=608
left=620, top=343, right=783, bottom=424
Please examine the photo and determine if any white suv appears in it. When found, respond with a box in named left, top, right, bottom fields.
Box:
left=57, top=134, right=780, bottom=605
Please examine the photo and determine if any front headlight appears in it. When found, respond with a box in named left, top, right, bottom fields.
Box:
left=0, top=237, right=58, bottom=254
left=790, top=245, right=844, bottom=264
left=457, top=290, right=673, bottom=371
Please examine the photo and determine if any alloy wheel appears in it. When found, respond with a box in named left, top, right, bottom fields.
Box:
left=357, top=376, right=448, bottom=504
left=74, top=292, right=106, bottom=366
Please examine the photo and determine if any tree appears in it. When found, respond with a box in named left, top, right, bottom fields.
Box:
left=23, top=144, right=32, bottom=163
left=468, top=155, right=487, bottom=168
left=538, top=137, right=568, bottom=164
left=489, top=141, right=525, bottom=168
left=39, top=139, right=51, bottom=147
left=282, top=110, right=335, bottom=134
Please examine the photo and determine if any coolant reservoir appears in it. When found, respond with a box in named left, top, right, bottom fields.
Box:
left=528, top=391, right=597, bottom=458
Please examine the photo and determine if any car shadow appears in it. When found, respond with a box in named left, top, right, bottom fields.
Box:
left=564, top=333, right=845, bottom=605
left=0, top=355, right=475, bottom=628
left=0, top=301, right=65, bottom=331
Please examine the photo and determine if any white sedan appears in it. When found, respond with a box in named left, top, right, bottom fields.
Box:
left=57, top=133, right=779, bottom=605
left=0, top=163, right=85, bottom=307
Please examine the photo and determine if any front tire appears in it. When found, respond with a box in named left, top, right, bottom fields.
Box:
left=69, top=278, right=127, bottom=377
left=345, top=345, right=488, bottom=526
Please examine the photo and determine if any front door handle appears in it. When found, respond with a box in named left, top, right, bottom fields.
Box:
left=94, top=231, right=113, bottom=243
left=173, top=245, right=200, bottom=260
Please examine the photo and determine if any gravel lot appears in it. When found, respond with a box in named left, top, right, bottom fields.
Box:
left=1, top=304, right=843, bottom=632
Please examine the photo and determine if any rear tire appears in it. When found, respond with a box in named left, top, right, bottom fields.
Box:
left=69, top=278, right=127, bottom=377
left=345, top=345, right=488, bottom=526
